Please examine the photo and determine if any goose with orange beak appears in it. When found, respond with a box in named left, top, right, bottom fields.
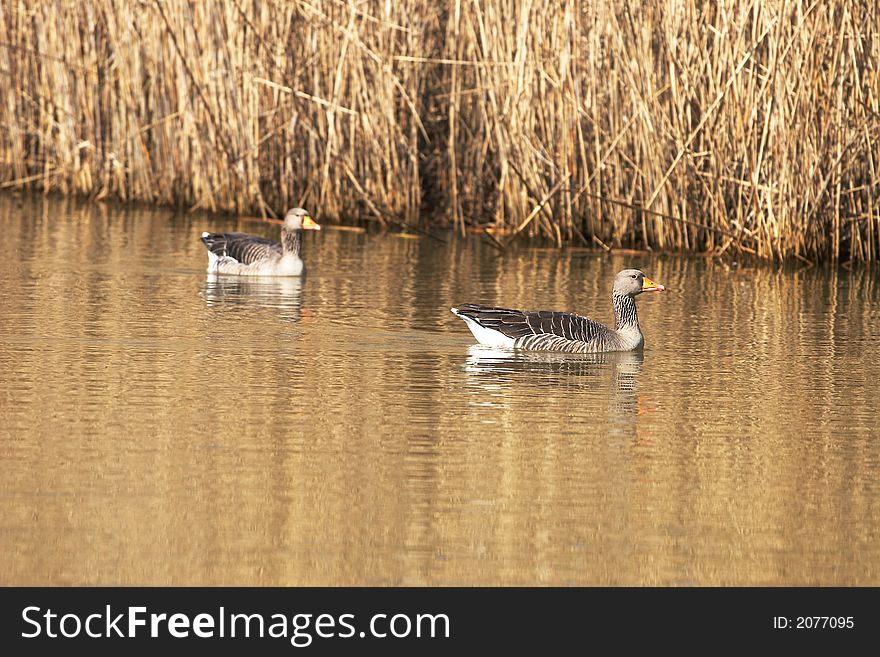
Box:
left=200, top=208, right=320, bottom=276
left=451, top=269, right=665, bottom=353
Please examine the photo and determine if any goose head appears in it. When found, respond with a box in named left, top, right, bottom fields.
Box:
left=283, top=208, right=321, bottom=231
left=613, top=269, right=665, bottom=297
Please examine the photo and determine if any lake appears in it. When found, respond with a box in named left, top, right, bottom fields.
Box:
left=1, top=194, right=878, bottom=585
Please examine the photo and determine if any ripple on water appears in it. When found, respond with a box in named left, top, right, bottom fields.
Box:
left=1, top=195, right=879, bottom=585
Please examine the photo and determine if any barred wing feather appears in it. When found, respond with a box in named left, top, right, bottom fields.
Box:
left=453, top=304, right=609, bottom=343
left=201, top=233, right=281, bottom=265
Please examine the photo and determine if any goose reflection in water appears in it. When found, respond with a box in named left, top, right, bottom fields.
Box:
left=199, top=273, right=304, bottom=322
left=463, top=344, right=644, bottom=381
left=461, top=346, right=645, bottom=436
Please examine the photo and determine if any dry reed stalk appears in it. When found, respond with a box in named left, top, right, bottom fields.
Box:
left=0, top=1, right=878, bottom=261
left=1, top=0, right=433, bottom=223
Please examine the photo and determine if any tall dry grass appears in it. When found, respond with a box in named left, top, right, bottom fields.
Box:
left=1, top=0, right=879, bottom=261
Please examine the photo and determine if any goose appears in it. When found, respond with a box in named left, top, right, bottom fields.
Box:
left=200, top=208, right=320, bottom=276
left=451, top=269, right=665, bottom=353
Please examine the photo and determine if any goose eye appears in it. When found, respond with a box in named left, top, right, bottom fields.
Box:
left=631, top=274, right=638, bottom=279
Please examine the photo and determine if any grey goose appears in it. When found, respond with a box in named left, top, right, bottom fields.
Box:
left=451, top=269, right=665, bottom=353
left=200, top=208, right=320, bottom=276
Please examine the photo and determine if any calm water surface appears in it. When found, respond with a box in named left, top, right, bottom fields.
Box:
left=1, top=195, right=879, bottom=585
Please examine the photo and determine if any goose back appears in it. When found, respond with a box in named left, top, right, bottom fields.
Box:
left=200, top=233, right=282, bottom=265
left=451, top=304, right=627, bottom=353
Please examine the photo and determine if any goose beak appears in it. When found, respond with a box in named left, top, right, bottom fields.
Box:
left=642, top=276, right=665, bottom=292
left=302, top=215, right=321, bottom=230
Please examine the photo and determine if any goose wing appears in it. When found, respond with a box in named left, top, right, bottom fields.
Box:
left=452, top=304, right=609, bottom=343
left=201, top=232, right=282, bottom=264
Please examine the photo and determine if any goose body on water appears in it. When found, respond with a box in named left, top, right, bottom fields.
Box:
left=451, top=269, right=665, bottom=353
left=200, top=208, right=320, bottom=276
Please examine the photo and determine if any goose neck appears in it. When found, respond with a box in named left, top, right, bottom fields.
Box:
left=612, top=292, right=639, bottom=331
left=281, top=228, right=302, bottom=257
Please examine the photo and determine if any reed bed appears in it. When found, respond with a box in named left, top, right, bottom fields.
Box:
left=1, top=0, right=878, bottom=261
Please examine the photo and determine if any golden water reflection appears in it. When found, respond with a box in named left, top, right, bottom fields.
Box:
left=1, top=194, right=878, bottom=586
